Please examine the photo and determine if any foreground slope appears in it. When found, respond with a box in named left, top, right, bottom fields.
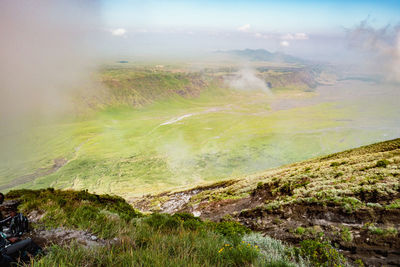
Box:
left=134, top=138, right=400, bottom=266
left=4, top=189, right=343, bottom=266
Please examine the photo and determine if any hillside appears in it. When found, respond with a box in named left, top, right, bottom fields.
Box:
left=134, top=138, right=400, bottom=266
left=100, top=68, right=213, bottom=107
left=2, top=139, right=399, bottom=266
left=3, top=188, right=346, bottom=266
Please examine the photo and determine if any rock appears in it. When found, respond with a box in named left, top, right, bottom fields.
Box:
left=192, top=210, right=201, bottom=217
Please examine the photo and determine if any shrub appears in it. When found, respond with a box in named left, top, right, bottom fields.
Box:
left=375, top=159, right=389, bottom=168
left=368, top=226, right=384, bottom=235
left=217, top=242, right=260, bottom=267
left=143, top=213, right=182, bottom=231
left=293, top=239, right=348, bottom=267
left=214, top=221, right=250, bottom=239
left=172, top=212, right=204, bottom=230
left=330, top=162, right=340, bottom=167
left=257, top=182, right=264, bottom=189
left=334, top=172, right=343, bottom=178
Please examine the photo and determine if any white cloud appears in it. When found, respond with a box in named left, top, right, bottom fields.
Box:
left=237, top=24, right=250, bottom=32
left=282, top=34, right=294, bottom=40
left=111, top=28, right=127, bottom=37
left=294, top=33, right=308, bottom=40
left=281, top=33, right=308, bottom=40
left=280, top=41, right=290, bottom=47
left=254, top=32, right=307, bottom=42
left=254, top=32, right=274, bottom=40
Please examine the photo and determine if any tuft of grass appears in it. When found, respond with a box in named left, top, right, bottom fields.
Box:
left=368, top=225, right=398, bottom=236
left=385, top=199, right=400, bottom=209
left=340, top=227, right=353, bottom=242
left=294, top=227, right=306, bottom=235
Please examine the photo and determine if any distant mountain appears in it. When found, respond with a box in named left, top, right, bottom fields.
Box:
left=219, top=49, right=306, bottom=64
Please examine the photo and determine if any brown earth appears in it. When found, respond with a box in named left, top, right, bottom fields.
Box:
left=133, top=178, right=400, bottom=266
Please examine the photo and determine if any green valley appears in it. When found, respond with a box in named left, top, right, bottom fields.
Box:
left=1, top=63, right=399, bottom=201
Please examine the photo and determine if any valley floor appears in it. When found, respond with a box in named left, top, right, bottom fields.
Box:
left=1, top=79, right=399, bottom=201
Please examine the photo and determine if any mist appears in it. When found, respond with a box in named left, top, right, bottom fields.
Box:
left=225, top=68, right=271, bottom=94
left=0, top=0, right=105, bottom=169
left=0, top=0, right=102, bottom=132
left=346, top=20, right=400, bottom=82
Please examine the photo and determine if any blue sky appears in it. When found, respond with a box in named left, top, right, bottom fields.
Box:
left=102, top=0, right=400, bottom=32
left=99, top=0, right=400, bottom=60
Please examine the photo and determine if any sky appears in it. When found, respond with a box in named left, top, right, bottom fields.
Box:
left=98, top=0, right=400, bottom=60
left=102, top=0, right=400, bottom=32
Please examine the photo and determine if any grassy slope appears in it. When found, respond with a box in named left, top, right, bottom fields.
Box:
left=5, top=188, right=347, bottom=267
left=140, top=138, right=400, bottom=211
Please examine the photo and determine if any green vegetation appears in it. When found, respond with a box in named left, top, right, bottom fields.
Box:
left=293, top=240, right=348, bottom=267
left=375, top=159, right=389, bottom=168
left=5, top=189, right=312, bottom=267
left=182, top=138, right=400, bottom=213
left=366, top=223, right=398, bottom=236
left=340, top=227, right=353, bottom=242
left=2, top=65, right=398, bottom=200
left=294, top=227, right=306, bottom=235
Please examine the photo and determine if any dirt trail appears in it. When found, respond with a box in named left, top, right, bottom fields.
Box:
left=158, top=106, right=231, bottom=126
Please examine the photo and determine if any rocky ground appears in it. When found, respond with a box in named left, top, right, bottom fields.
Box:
left=0, top=200, right=112, bottom=252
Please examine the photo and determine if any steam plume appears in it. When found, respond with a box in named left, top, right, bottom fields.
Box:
left=225, top=68, right=271, bottom=94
